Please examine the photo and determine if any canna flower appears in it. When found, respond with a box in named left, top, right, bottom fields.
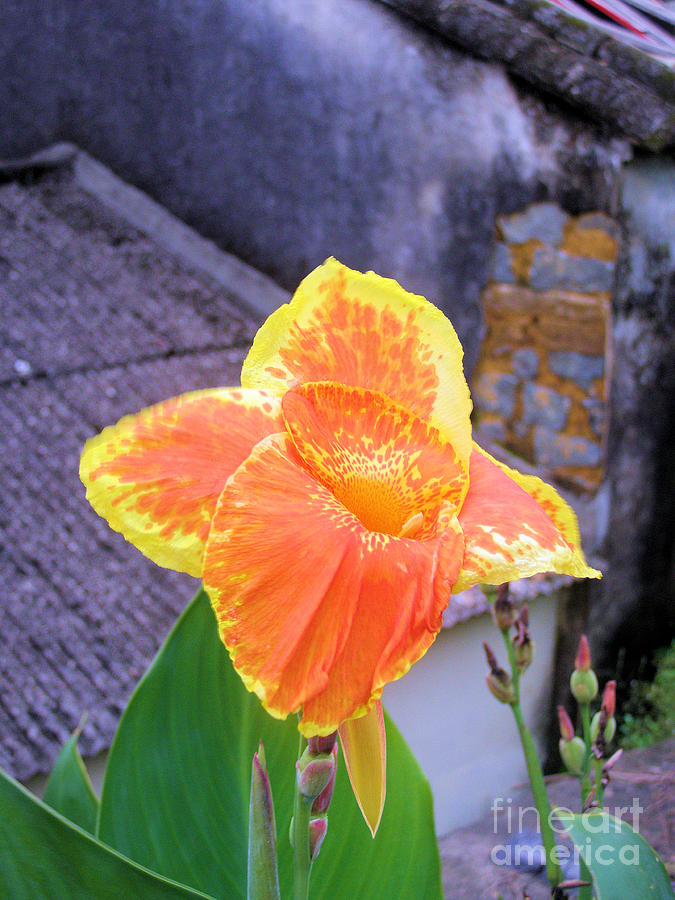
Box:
left=80, top=258, right=600, bottom=833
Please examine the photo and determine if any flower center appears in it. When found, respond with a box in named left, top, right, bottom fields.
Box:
left=281, top=381, right=468, bottom=539
left=331, top=474, right=426, bottom=537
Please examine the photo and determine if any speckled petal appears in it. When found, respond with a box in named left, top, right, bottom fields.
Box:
left=453, top=444, right=601, bottom=592
left=203, top=433, right=464, bottom=733
left=282, top=382, right=468, bottom=538
left=241, top=258, right=473, bottom=464
left=79, top=388, right=283, bottom=576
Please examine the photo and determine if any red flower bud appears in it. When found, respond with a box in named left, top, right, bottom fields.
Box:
left=601, top=680, right=616, bottom=719
left=307, top=732, right=337, bottom=755
left=557, top=705, right=575, bottom=743
left=296, top=756, right=335, bottom=800
left=309, top=817, right=328, bottom=861
left=575, top=634, right=592, bottom=672
left=311, top=744, right=338, bottom=815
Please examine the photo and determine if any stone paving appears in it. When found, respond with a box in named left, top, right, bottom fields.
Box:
left=0, top=161, right=263, bottom=780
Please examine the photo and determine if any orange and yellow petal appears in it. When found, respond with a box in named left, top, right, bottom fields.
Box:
left=453, top=445, right=601, bottom=593
left=484, top=449, right=585, bottom=551
left=338, top=701, right=387, bottom=837
left=79, top=388, right=283, bottom=576
left=202, top=433, right=464, bottom=733
left=241, top=258, right=473, bottom=464
left=282, top=382, right=468, bottom=538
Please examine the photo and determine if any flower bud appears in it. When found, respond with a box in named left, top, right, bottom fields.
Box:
left=311, top=744, right=338, bottom=815
left=557, top=705, right=575, bottom=743
left=486, top=671, right=515, bottom=704
left=483, top=642, right=515, bottom=704
left=296, top=756, right=336, bottom=801
left=514, top=637, right=533, bottom=672
left=493, top=583, right=515, bottom=631
left=307, top=732, right=337, bottom=755
left=590, top=710, right=616, bottom=746
left=601, top=680, right=616, bottom=719
left=559, top=736, right=586, bottom=775
left=575, top=634, right=592, bottom=672
left=570, top=667, right=599, bottom=704
left=308, top=817, right=328, bottom=860
left=511, top=605, right=533, bottom=672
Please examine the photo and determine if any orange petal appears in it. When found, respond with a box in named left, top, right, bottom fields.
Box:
left=203, top=433, right=464, bottom=731
left=453, top=444, right=601, bottom=592
left=80, top=388, right=282, bottom=576
left=282, top=382, right=468, bottom=538
left=241, top=258, right=473, bottom=464
left=338, top=701, right=387, bottom=836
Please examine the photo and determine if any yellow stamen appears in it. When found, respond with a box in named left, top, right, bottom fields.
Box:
left=398, top=511, right=424, bottom=539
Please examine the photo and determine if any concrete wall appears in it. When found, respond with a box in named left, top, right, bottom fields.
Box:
left=386, top=593, right=559, bottom=834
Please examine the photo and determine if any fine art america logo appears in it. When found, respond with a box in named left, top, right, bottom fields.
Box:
left=490, top=797, right=644, bottom=869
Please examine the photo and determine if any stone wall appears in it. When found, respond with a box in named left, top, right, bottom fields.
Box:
left=0, top=0, right=630, bottom=377
left=472, top=202, right=618, bottom=492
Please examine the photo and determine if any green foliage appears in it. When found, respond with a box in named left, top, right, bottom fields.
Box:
left=42, top=729, right=99, bottom=834
left=1, top=589, right=442, bottom=900
left=0, top=769, right=213, bottom=900
left=620, top=639, right=675, bottom=749
left=555, top=809, right=675, bottom=899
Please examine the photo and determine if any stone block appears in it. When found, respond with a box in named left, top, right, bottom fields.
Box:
left=481, top=284, right=608, bottom=355
left=472, top=371, right=518, bottom=419
left=496, top=202, right=567, bottom=246
left=488, top=242, right=515, bottom=283
left=548, top=351, right=604, bottom=389
left=476, top=417, right=507, bottom=443
left=522, top=383, right=570, bottom=430
left=583, top=396, right=605, bottom=438
left=511, top=347, right=539, bottom=379
left=530, top=247, right=615, bottom=292
left=533, top=428, right=602, bottom=468
left=576, top=212, right=618, bottom=238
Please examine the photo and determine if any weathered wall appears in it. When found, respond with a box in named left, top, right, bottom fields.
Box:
left=472, top=202, right=617, bottom=491
left=0, top=0, right=629, bottom=374
left=589, top=156, right=675, bottom=678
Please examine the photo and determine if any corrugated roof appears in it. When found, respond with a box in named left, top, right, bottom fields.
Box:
left=0, top=159, right=259, bottom=780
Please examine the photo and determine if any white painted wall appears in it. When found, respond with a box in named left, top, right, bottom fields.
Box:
left=384, top=595, right=558, bottom=835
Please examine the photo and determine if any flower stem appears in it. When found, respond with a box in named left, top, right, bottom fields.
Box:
left=594, top=755, right=605, bottom=807
left=293, top=734, right=313, bottom=900
left=500, top=629, right=562, bottom=890
left=580, top=702, right=592, bottom=806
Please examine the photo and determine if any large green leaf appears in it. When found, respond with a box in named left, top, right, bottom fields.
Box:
left=0, top=768, right=213, bottom=899
left=43, top=729, right=99, bottom=833
left=555, top=809, right=675, bottom=899
left=98, top=589, right=442, bottom=900
left=311, top=713, right=442, bottom=900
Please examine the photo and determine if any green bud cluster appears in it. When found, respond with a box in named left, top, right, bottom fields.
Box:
left=590, top=710, right=616, bottom=745
left=570, top=667, right=599, bottom=704
left=559, top=736, right=586, bottom=776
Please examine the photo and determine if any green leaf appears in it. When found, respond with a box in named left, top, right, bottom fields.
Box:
left=98, top=589, right=442, bottom=900
left=43, top=729, right=99, bottom=833
left=554, top=809, right=675, bottom=899
left=0, top=768, right=214, bottom=899
left=312, top=713, right=443, bottom=900
left=98, top=589, right=298, bottom=899
left=247, top=744, right=281, bottom=900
